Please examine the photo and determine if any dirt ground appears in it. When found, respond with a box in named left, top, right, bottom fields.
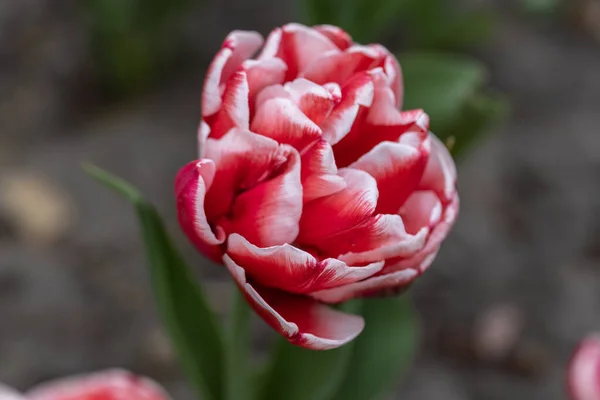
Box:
left=1, top=5, right=599, bottom=400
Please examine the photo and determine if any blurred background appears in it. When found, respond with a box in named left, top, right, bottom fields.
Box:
left=1, top=0, right=600, bottom=398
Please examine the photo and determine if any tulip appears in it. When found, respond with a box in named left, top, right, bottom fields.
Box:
left=568, top=335, right=600, bottom=400
left=176, top=23, right=459, bottom=350
left=0, top=369, right=170, bottom=400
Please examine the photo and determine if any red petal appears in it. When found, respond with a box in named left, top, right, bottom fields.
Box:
left=278, top=23, right=339, bottom=81
left=321, top=72, right=375, bottom=145
left=203, top=128, right=290, bottom=223
left=26, top=369, right=171, bottom=400
left=301, top=45, right=380, bottom=85
left=301, top=140, right=346, bottom=202
left=418, top=134, right=457, bottom=203
left=204, top=70, right=250, bottom=139
left=219, top=145, right=303, bottom=247
left=399, top=190, right=443, bottom=235
left=350, top=137, right=430, bottom=214
left=251, top=97, right=322, bottom=152
left=175, top=160, right=226, bottom=262
left=284, top=78, right=337, bottom=126
left=202, top=31, right=263, bottom=117
left=297, top=168, right=379, bottom=248
left=313, top=25, right=353, bottom=50
left=243, top=58, right=287, bottom=108
left=568, top=335, right=600, bottom=400
left=257, top=28, right=282, bottom=60
left=367, top=44, right=403, bottom=107
left=224, top=254, right=365, bottom=350
left=326, top=214, right=428, bottom=266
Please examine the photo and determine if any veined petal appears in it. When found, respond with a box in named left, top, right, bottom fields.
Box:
left=219, top=145, right=303, bottom=247
left=350, top=138, right=430, bottom=214
left=26, top=369, right=171, bottom=400
left=202, top=31, right=263, bottom=117
left=568, top=335, right=600, bottom=400
left=419, top=133, right=457, bottom=203
left=251, top=97, right=322, bottom=152
left=224, top=254, right=365, bottom=350
left=301, top=140, right=346, bottom=202
left=227, top=233, right=384, bottom=293
left=176, top=160, right=226, bottom=262
left=297, top=168, right=378, bottom=247
left=313, top=25, right=352, bottom=50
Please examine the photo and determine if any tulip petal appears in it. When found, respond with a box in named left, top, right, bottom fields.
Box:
left=301, top=140, right=346, bottom=202
left=197, top=121, right=211, bottom=158
left=313, top=25, right=353, bottom=50
left=176, top=159, right=226, bottom=262
left=202, top=31, right=263, bottom=117
left=283, top=78, right=337, bottom=126
left=218, top=144, right=303, bottom=247
left=0, top=385, right=26, bottom=400
left=399, top=190, right=443, bottom=235
left=204, top=70, right=250, bottom=139
left=26, top=369, right=171, bottom=400
left=322, top=72, right=375, bottom=145
left=243, top=58, right=288, bottom=107
left=367, top=44, right=403, bottom=107
left=302, top=45, right=380, bottom=86
left=227, top=233, right=384, bottom=293
left=568, top=335, right=600, bottom=400
left=251, top=97, right=322, bottom=152
left=350, top=138, right=430, bottom=215
left=203, top=128, right=290, bottom=223
left=224, top=254, right=365, bottom=350
left=297, top=168, right=379, bottom=247
left=419, top=134, right=457, bottom=203
left=278, top=23, right=340, bottom=80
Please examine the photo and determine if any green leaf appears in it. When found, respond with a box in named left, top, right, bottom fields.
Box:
left=224, top=287, right=252, bottom=400
left=84, top=164, right=225, bottom=400
left=400, top=52, right=487, bottom=131
left=331, top=297, right=418, bottom=400
left=259, top=300, right=363, bottom=400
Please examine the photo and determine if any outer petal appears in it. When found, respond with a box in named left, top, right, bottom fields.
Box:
left=568, top=335, right=600, bottom=400
left=251, top=97, right=322, bottom=152
left=313, top=25, right=352, bottom=50
left=219, top=145, right=303, bottom=247
left=418, top=133, right=457, bottom=203
left=176, top=159, right=225, bottom=262
left=0, top=385, right=25, bottom=400
left=301, top=140, right=346, bottom=202
left=224, top=254, right=365, bottom=350
left=26, top=369, right=171, bottom=400
left=226, top=233, right=384, bottom=294
left=297, top=168, right=379, bottom=247
left=367, top=44, right=403, bottom=107
left=350, top=136, right=430, bottom=214
left=202, top=31, right=263, bottom=117
left=204, top=70, right=250, bottom=139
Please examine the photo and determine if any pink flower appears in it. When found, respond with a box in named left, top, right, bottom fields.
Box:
left=176, top=23, right=459, bottom=350
left=0, top=369, right=170, bottom=400
left=568, top=335, right=600, bottom=400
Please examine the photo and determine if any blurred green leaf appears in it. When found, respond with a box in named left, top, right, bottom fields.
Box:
left=84, top=164, right=224, bottom=400
left=224, top=288, right=252, bottom=400
left=331, top=297, right=418, bottom=400
left=259, top=300, right=362, bottom=400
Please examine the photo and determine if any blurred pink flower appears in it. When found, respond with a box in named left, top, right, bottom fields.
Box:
left=0, top=369, right=170, bottom=400
left=176, top=23, right=459, bottom=350
left=568, top=335, right=600, bottom=400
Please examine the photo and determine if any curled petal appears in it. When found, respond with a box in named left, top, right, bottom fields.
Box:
left=204, top=70, right=250, bottom=139
left=257, top=28, right=282, bottom=60
left=26, top=369, right=171, bottom=400
left=227, top=234, right=384, bottom=293
left=313, top=25, right=352, bottom=50
left=284, top=78, right=337, bottom=126
left=322, top=72, right=375, bottom=145
left=331, top=214, right=429, bottom=266
left=197, top=121, right=210, bottom=158
left=251, top=97, right=322, bottom=152
left=399, top=190, right=443, bottom=235
left=224, top=254, right=365, bottom=350
left=568, top=335, right=600, bottom=400
left=419, top=134, right=457, bottom=203
left=202, top=31, right=263, bottom=117
left=297, top=168, right=379, bottom=247
left=243, top=58, right=287, bottom=106
left=219, top=145, right=303, bottom=247
left=302, top=45, right=380, bottom=85
left=301, top=140, right=346, bottom=202
left=176, top=160, right=225, bottom=262
left=350, top=138, right=430, bottom=215
left=367, top=44, right=403, bottom=107
left=203, top=128, right=289, bottom=222
left=278, top=23, right=339, bottom=80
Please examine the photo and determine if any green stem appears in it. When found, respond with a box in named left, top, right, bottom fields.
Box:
left=224, top=285, right=252, bottom=400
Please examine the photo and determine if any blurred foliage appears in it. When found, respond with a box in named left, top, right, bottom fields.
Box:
left=300, top=0, right=495, bottom=49
left=80, top=0, right=194, bottom=98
